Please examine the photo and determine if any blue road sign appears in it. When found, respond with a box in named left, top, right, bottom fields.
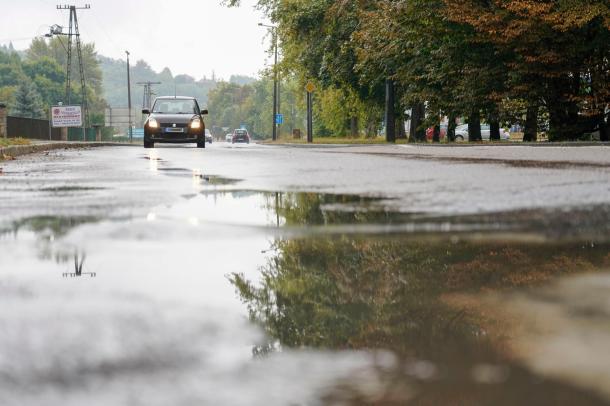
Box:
left=132, top=128, right=144, bottom=139
left=275, top=114, right=284, bottom=125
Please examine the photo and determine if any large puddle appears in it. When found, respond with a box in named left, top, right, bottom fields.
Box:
left=1, top=181, right=610, bottom=404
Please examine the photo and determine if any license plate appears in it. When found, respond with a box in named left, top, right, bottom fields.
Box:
left=165, top=128, right=184, bottom=133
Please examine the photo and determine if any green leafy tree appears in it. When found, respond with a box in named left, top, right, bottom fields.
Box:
left=11, top=81, right=46, bottom=119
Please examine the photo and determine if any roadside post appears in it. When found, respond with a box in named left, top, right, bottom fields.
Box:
left=0, top=103, right=7, bottom=139
left=385, top=79, right=396, bottom=143
left=306, top=82, right=315, bottom=143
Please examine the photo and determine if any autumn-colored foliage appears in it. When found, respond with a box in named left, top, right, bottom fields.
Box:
left=228, top=0, right=609, bottom=141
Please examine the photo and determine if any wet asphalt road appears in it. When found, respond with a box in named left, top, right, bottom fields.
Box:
left=1, top=142, right=610, bottom=405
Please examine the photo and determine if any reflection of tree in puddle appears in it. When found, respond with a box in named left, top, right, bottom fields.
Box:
left=2, top=217, right=99, bottom=278
left=2, top=216, right=100, bottom=239
left=231, top=195, right=610, bottom=404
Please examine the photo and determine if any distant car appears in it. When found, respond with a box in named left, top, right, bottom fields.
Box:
left=426, top=124, right=448, bottom=141
left=205, top=129, right=213, bottom=144
left=225, top=133, right=233, bottom=142
left=142, top=96, right=208, bottom=149
left=232, top=129, right=250, bottom=144
left=454, top=124, right=510, bottom=142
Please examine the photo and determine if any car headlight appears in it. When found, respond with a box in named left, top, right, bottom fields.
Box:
left=148, top=118, right=158, bottom=129
left=190, top=119, right=202, bottom=130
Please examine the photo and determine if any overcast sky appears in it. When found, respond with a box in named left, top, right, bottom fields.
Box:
left=0, top=0, right=271, bottom=80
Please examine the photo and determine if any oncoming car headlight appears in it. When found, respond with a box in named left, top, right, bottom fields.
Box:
left=147, top=118, right=159, bottom=129
left=190, top=119, right=202, bottom=130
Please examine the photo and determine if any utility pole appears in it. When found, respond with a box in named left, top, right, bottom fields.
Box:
left=126, top=50, right=132, bottom=143
left=273, top=32, right=279, bottom=141
left=56, top=4, right=90, bottom=141
left=259, top=23, right=278, bottom=141
left=137, top=81, right=162, bottom=110
left=305, top=82, right=315, bottom=143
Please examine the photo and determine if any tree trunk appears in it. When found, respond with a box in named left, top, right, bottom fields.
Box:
left=397, top=118, right=407, bottom=139
left=468, top=110, right=482, bottom=142
left=350, top=116, right=359, bottom=137
left=523, top=104, right=538, bottom=142
left=409, top=102, right=426, bottom=142
left=432, top=115, right=441, bottom=143
left=599, top=113, right=609, bottom=142
left=489, top=110, right=500, bottom=141
left=447, top=113, right=457, bottom=142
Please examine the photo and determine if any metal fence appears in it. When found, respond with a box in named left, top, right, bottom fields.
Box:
left=7, top=116, right=62, bottom=140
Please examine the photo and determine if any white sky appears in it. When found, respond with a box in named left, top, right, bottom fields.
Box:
left=0, top=0, right=271, bottom=80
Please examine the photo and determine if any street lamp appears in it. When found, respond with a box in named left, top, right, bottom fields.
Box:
left=126, top=50, right=133, bottom=143
left=259, top=22, right=279, bottom=141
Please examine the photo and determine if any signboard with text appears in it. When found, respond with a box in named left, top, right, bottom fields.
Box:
left=52, top=105, right=82, bottom=128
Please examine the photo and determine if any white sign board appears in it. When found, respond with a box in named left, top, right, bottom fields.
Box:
left=52, top=105, right=82, bottom=128
left=104, top=107, right=137, bottom=127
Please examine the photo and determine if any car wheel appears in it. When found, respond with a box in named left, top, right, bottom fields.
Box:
left=197, top=142, right=205, bottom=149
left=144, top=140, right=154, bottom=149
left=456, top=135, right=465, bottom=142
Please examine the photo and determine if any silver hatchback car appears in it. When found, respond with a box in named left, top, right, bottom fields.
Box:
left=455, top=124, right=510, bottom=141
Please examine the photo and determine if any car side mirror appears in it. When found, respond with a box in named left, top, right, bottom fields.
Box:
left=201, top=109, right=208, bottom=115
left=142, top=109, right=150, bottom=115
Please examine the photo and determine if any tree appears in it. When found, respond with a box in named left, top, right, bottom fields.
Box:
left=355, top=0, right=510, bottom=143
left=227, top=0, right=386, bottom=137
left=445, top=0, right=610, bottom=141
left=11, top=81, right=45, bottom=119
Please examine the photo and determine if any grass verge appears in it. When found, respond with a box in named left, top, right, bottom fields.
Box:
left=261, top=137, right=409, bottom=145
left=0, top=138, right=31, bottom=148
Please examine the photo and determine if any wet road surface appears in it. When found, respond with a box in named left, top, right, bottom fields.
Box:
left=1, top=142, right=610, bottom=405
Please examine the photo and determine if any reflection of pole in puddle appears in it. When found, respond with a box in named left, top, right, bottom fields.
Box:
left=275, top=192, right=280, bottom=228
left=62, top=252, right=96, bottom=278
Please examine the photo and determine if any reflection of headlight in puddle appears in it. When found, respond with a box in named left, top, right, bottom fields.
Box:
left=147, top=213, right=157, bottom=221
left=148, top=151, right=159, bottom=172
left=188, top=217, right=199, bottom=226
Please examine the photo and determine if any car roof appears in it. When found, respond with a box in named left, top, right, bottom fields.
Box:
left=155, top=96, right=196, bottom=100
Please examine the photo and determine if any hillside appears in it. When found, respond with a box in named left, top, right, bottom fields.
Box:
left=99, top=55, right=256, bottom=108
left=99, top=55, right=216, bottom=108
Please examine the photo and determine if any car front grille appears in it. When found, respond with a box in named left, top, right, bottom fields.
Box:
left=160, top=123, right=188, bottom=128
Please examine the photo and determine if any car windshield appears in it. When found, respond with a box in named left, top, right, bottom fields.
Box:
left=456, top=124, right=468, bottom=130
left=152, top=99, right=198, bottom=114
left=235, top=130, right=247, bottom=135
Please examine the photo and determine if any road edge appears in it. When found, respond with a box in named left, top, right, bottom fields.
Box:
left=0, top=142, right=135, bottom=161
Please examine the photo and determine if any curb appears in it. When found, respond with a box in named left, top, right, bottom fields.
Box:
left=0, top=142, right=135, bottom=161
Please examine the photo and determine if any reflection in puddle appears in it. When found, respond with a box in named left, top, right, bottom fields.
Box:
left=231, top=236, right=610, bottom=404
left=62, top=252, right=96, bottom=278
left=2, top=188, right=610, bottom=404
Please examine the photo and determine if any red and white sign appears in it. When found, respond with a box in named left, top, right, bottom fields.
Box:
left=51, top=105, right=82, bottom=128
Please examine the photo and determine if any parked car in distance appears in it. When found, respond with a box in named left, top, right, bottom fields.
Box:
left=454, top=124, right=510, bottom=142
left=142, top=96, right=208, bottom=149
left=205, top=129, right=213, bottom=144
left=232, top=129, right=250, bottom=144
left=225, top=133, right=233, bottom=142
left=426, top=124, right=448, bottom=141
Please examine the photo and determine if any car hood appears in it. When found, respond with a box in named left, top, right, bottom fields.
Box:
left=149, top=114, right=197, bottom=124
